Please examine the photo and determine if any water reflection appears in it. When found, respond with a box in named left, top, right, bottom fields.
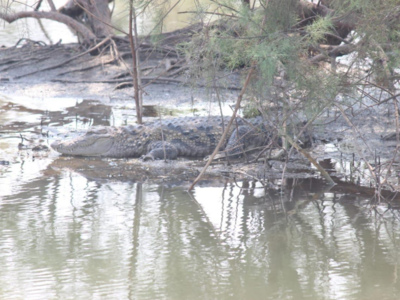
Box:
left=1, top=95, right=400, bottom=299
left=0, top=99, right=112, bottom=130
left=1, top=163, right=400, bottom=299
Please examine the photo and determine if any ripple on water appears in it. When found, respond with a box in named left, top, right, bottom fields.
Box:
left=1, top=153, right=400, bottom=300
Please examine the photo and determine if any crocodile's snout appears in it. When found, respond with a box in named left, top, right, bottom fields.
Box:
left=51, top=139, right=75, bottom=154
left=50, top=135, right=115, bottom=156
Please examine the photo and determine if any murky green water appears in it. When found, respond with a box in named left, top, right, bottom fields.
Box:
left=2, top=168, right=400, bottom=300
left=1, top=95, right=400, bottom=299
left=3, top=0, right=400, bottom=297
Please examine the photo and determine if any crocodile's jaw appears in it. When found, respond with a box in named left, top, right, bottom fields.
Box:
left=51, top=129, right=115, bottom=157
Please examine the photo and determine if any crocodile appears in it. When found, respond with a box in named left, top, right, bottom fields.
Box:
left=51, top=116, right=278, bottom=160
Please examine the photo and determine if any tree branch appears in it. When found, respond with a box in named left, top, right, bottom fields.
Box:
left=188, top=65, right=256, bottom=191
left=0, top=10, right=96, bottom=42
left=310, top=43, right=356, bottom=63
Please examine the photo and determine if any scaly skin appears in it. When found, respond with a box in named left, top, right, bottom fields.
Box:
left=51, top=116, right=275, bottom=159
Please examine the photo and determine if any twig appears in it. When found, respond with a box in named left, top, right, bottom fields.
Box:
left=380, top=92, right=400, bottom=188
left=0, top=57, right=49, bottom=72
left=51, top=77, right=240, bottom=91
left=50, top=76, right=243, bottom=90
left=129, top=1, right=142, bottom=124
left=56, top=57, right=115, bottom=76
left=113, top=66, right=156, bottom=79
left=158, top=105, right=167, bottom=162
left=72, top=0, right=128, bottom=35
left=281, top=103, right=330, bottom=183
left=284, top=133, right=335, bottom=185
left=167, top=65, right=189, bottom=77
left=310, top=43, right=356, bottom=63
left=231, top=170, right=267, bottom=188
left=34, top=0, right=43, bottom=11
left=132, top=7, right=143, bottom=115
left=178, top=11, right=237, bottom=18
left=209, top=0, right=239, bottom=13
left=14, top=38, right=46, bottom=47
left=47, top=0, right=56, bottom=11
left=188, top=65, right=256, bottom=191
left=141, top=0, right=182, bottom=41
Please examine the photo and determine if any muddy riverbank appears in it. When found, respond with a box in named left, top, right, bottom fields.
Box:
left=1, top=42, right=400, bottom=197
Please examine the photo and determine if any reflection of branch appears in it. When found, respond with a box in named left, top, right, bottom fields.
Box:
left=187, top=191, right=222, bottom=244
left=232, top=170, right=267, bottom=188
left=128, top=183, right=142, bottom=298
left=209, top=0, right=239, bottom=13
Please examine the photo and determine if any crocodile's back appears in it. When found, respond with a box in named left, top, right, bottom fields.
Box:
left=52, top=115, right=274, bottom=158
left=144, top=116, right=269, bottom=157
left=144, top=116, right=226, bottom=157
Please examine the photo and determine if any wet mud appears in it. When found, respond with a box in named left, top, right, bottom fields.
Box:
left=1, top=44, right=400, bottom=201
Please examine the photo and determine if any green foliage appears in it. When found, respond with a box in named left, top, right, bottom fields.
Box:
left=242, top=103, right=261, bottom=118
left=262, top=0, right=298, bottom=31
left=305, top=17, right=333, bottom=45
left=336, top=0, right=375, bottom=11
left=178, top=0, right=400, bottom=124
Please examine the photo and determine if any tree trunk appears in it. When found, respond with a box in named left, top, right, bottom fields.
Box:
left=59, top=0, right=113, bottom=38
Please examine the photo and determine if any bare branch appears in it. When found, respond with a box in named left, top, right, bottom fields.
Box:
left=310, top=43, right=356, bottom=63
left=188, top=65, right=256, bottom=191
left=0, top=10, right=96, bottom=42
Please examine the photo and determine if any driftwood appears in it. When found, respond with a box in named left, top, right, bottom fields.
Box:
left=0, top=1, right=371, bottom=91
left=14, top=37, right=112, bottom=79
left=51, top=77, right=242, bottom=90
left=56, top=58, right=116, bottom=76
left=310, top=43, right=357, bottom=64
